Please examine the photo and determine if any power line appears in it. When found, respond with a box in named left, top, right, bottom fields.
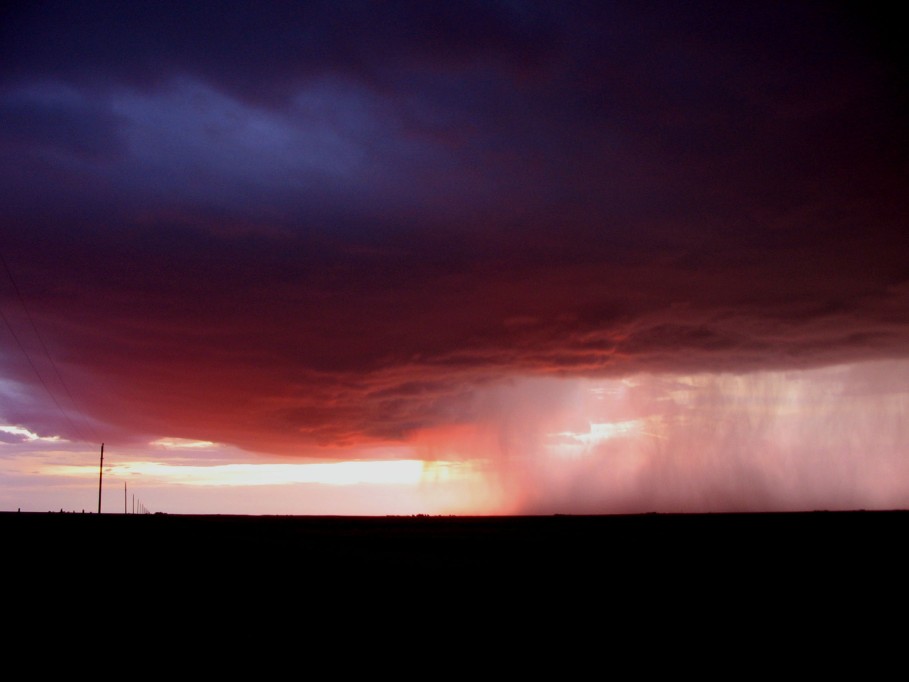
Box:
left=0, top=299, right=89, bottom=439
left=0, top=251, right=100, bottom=443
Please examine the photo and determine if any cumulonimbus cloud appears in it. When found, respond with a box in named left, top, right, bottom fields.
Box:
left=0, top=1, right=906, bottom=463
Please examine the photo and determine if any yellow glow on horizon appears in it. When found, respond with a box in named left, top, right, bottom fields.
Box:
left=151, top=437, right=218, bottom=449
left=421, top=460, right=454, bottom=482
left=42, top=459, right=456, bottom=487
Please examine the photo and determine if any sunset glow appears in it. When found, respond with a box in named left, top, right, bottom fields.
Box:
left=44, top=459, right=435, bottom=487
left=1, top=2, right=907, bottom=516
left=3, top=357, right=909, bottom=515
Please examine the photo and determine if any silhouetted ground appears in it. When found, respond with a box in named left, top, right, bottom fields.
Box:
left=8, top=510, right=901, bottom=666
left=6, top=510, right=904, bottom=578
left=5, top=510, right=906, bottom=639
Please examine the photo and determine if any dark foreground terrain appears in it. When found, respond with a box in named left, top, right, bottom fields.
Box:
left=5, top=509, right=905, bottom=582
left=5, top=510, right=907, bottom=639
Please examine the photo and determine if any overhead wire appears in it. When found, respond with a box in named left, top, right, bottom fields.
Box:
left=0, top=251, right=101, bottom=443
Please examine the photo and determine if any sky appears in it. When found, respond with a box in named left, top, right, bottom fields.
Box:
left=1, top=1, right=907, bottom=515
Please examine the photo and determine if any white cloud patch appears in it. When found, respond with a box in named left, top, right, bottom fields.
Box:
left=0, top=425, right=63, bottom=443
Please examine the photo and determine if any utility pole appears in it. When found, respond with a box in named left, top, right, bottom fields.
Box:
left=97, top=443, right=104, bottom=514
left=124, top=481, right=127, bottom=514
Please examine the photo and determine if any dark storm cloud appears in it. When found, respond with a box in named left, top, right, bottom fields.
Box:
left=0, top=0, right=555, bottom=98
left=0, top=86, right=123, bottom=159
left=1, top=2, right=906, bottom=452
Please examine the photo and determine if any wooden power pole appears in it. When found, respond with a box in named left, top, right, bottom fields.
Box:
left=97, top=443, right=104, bottom=514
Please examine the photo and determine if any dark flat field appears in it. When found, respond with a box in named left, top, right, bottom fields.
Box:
left=5, top=510, right=907, bottom=636
left=5, top=509, right=906, bottom=580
